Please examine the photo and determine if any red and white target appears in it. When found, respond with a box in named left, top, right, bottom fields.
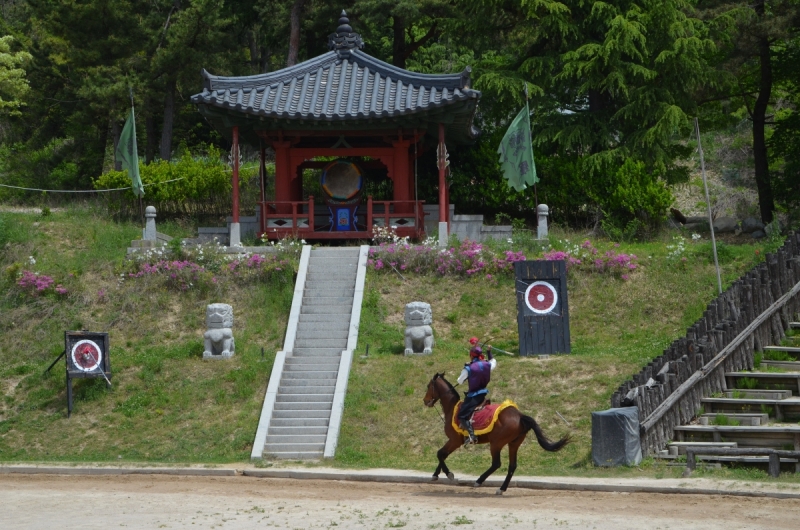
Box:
left=70, top=339, right=103, bottom=372
left=524, top=281, right=558, bottom=314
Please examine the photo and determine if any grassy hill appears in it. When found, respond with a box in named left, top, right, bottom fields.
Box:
left=0, top=205, right=789, bottom=480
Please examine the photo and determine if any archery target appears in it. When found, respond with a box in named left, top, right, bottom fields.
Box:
left=70, top=339, right=103, bottom=372
left=524, top=281, right=558, bottom=314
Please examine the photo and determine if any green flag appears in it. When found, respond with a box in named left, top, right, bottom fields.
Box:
left=115, top=107, right=144, bottom=198
left=497, top=101, right=538, bottom=192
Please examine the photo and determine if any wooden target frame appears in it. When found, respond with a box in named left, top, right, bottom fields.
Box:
left=63, top=331, right=112, bottom=417
left=514, top=260, right=571, bottom=355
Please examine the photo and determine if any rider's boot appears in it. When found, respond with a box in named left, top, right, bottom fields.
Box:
left=462, top=420, right=477, bottom=446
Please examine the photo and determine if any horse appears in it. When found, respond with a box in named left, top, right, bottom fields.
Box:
left=423, top=372, right=571, bottom=495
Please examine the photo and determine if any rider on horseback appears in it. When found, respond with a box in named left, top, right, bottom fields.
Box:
left=456, top=337, right=495, bottom=446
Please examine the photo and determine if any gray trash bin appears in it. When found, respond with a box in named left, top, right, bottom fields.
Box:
left=591, top=407, right=642, bottom=467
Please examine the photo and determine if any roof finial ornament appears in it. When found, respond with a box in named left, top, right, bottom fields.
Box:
left=328, top=9, right=364, bottom=53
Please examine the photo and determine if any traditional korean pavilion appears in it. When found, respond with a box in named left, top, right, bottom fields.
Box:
left=191, top=11, right=480, bottom=242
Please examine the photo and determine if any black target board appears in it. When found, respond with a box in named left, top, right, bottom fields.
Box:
left=63, top=331, right=112, bottom=417
left=514, top=260, right=570, bottom=355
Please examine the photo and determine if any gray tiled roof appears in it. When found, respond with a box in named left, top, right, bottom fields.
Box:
left=191, top=48, right=481, bottom=143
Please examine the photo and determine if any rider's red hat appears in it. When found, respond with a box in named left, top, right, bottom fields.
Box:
left=469, top=337, right=479, bottom=346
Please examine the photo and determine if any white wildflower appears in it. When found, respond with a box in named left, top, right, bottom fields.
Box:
left=28, top=256, right=35, bottom=265
left=691, top=233, right=701, bottom=241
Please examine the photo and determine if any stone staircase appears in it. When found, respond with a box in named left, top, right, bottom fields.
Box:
left=252, top=246, right=367, bottom=460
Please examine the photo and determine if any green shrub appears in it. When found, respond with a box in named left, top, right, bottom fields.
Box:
left=595, top=159, right=673, bottom=239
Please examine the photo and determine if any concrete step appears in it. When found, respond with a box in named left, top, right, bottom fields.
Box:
left=276, top=394, right=334, bottom=403
left=761, top=360, right=800, bottom=370
left=666, top=441, right=738, bottom=456
left=285, top=355, right=341, bottom=365
left=264, top=443, right=325, bottom=454
left=282, top=370, right=338, bottom=379
left=699, top=413, right=769, bottom=426
left=307, top=264, right=357, bottom=273
left=297, top=313, right=351, bottom=323
left=725, top=372, right=800, bottom=393
left=300, top=305, right=353, bottom=315
left=306, top=271, right=356, bottom=282
left=263, top=451, right=323, bottom=460
left=301, top=296, right=354, bottom=306
left=270, top=418, right=329, bottom=427
left=279, top=379, right=337, bottom=389
left=310, top=248, right=360, bottom=257
left=279, top=385, right=336, bottom=394
left=294, top=338, right=348, bottom=349
left=265, top=434, right=327, bottom=444
left=272, top=409, right=331, bottom=419
left=273, top=401, right=332, bottom=411
left=700, top=397, right=800, bottom=421
left=266, top=426, right=329, bottom=436
left=673, top=424, right=800, bottom=450
left=292, top=348, right=345, bottom=356
left=305, top=280, right=354, bottom=290
left=790, top=322, right=800, bottom=329
left=294, top=327, right=349, bottom=339
left=300, top=287, right=355, bottom=298
left=764, top=345, right=800, bottom=356
left=724, top=389, right=793, bottom=400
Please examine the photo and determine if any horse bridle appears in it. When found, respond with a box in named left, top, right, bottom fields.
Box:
left=424, top=377, right=446, bottom=424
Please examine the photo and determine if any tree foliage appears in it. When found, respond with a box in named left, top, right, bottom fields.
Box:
left=0, top=0, right=797, bottom=230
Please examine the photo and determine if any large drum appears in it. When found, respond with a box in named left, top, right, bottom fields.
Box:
left=321, top=160, right=364, bottom=204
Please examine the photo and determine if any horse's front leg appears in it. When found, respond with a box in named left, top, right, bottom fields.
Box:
left=474, top=443, right=502, bottom=488
left=432, top=438, right=461, bottom=481
left=496, top=435, right=525, bottom=495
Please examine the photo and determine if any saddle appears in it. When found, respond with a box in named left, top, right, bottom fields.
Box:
left=452, top=400, right=518, bottom=437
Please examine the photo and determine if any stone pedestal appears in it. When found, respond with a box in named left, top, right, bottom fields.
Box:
left=144, top=206, right=157, bottom=241
left=229, top=222, right=241, bottom=247
left=404, top=301, right=433, bottom=355
left=438, top=222, right=448, bottom=247
left=203, top=303, right=235, bottom=359
left=537, top=204, right=549, bottom=240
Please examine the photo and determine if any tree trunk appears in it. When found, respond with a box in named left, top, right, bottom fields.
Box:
left=111, top=115, right=122, bottom=172
left=287, top=0, right=305, bottom=67
left=248, top=28, right=260, bottom=74
left=160, top=79, right=176, bottom=161
left=393, top=15, right=406, bottom=68
left=145, top=101, right=158, bottom=164
left=751, top=1, right=775, bottom=224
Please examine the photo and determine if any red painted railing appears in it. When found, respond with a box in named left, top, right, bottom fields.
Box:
left=259, top=196, right=425, bottom=240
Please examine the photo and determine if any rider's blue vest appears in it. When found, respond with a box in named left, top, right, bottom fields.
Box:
left=466, top=360, right=492, bottom=397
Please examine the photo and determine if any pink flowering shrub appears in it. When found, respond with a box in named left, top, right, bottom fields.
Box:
left=16, top=270, right=68, bottom=296
left=126, top=253, right=294, bottom=292
left=368, top=239, right=526, bottom=277
left=541, top=240, right=638, bottom=280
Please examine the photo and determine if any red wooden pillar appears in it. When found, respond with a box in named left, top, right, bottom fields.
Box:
left=273, top=140, right=292, bottom=213
left=392, top=138, right=411, bottom=212
left=438, top=123, right=447, bottom=227
left=232, top=126, right=240, bottom=223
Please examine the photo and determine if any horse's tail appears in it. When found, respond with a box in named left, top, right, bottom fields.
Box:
left=520, top=414, right=571, bottom=452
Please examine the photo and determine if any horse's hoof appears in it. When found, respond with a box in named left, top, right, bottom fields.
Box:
left=446, top=472, right=455, bottom=481
left=473, top=481, right=481, bottom=488
left=431, top=475, right=439, bottom=481
left=495, top=488, right=504, bottom=496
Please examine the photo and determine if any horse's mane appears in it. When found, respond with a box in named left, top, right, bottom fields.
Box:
left=434, top=372, right=460, bottom=399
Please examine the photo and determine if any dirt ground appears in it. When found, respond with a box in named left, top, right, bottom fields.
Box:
left=3, top=474, right=800, bottom=529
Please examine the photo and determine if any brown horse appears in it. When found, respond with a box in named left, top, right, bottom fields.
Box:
left=423, top=372, right=571, bottom=494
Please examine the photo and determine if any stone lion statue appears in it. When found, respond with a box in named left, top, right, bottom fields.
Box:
left=404, top=301, right=433, bottom=355
left=203, top=303, right=235, bottom=359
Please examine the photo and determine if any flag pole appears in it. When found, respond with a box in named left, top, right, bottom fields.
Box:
left=524, top=83, right=539, bottom=208
left=694, top=117, right=722, bottom=295
left=129, top=87, right=144, bottom=227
